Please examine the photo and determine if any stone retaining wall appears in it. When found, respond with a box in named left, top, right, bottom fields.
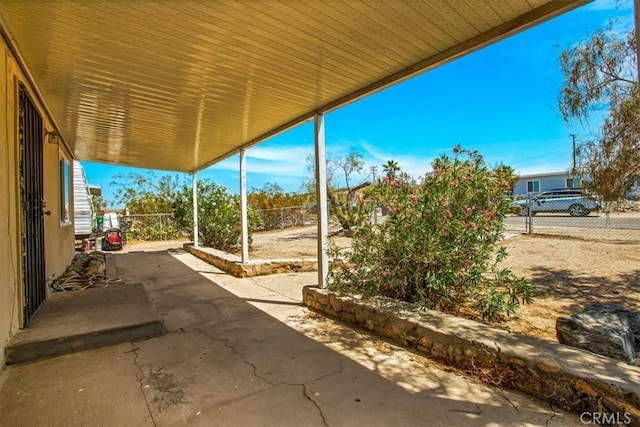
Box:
left=185, top=244, right=317, bottom=278
left=303, top=286, right=640, bottom=423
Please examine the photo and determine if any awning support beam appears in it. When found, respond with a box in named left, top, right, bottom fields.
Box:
left=314, top=112, right=329, bottom=288
left=192, top=172, right=199, bottom=247
left=240, top=148, right=249, bottom=263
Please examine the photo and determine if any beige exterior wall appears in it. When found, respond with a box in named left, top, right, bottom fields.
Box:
left=0, top=35, right=75, bottom=365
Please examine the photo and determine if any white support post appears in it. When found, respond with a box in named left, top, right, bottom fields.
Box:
left=192, top=172, right=199, bottom=247
left=314, top=112, right=329, bottom=288
left=240, top=148, right=249, bottom=263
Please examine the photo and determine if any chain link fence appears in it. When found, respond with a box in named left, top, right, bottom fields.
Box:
left=118, top=199, right=640, bottom=243
left=507, top=196, right=640, bottom=242
left=255, top=204, right=317, bottom=231
left=121, top=213, right=182, bottom=241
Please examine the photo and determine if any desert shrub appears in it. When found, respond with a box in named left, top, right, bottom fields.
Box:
left=327, top=146, right=533, bottom=320
left=110, top=172, right=185, bottom=241
left=124, top=215, right=182, bottom=241
left=173, top=181, right=263, bottom=250
left=248, top=183, right=309, bottom=230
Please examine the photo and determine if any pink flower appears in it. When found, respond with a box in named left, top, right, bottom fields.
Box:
left=390, top=205, right=398, bottom=213
left=453, top=146, right=461, bottom=154
left=463, top=260, right=471, bottom=270
left=404, top=223, right=411, bottom=229
left=381, top=271, right=390, bottom=277
left=410, top=193, right=418, bottom=202
left=468, top=222, right=478, bottom=230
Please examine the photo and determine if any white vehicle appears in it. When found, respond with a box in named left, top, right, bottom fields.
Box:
left=513, top=189, right=600, bottom=217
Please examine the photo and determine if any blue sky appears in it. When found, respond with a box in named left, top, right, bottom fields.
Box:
left=83, top=0, right=635, bottom=207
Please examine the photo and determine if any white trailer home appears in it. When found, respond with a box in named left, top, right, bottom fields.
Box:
left=73, top=161, right=94, bottom=238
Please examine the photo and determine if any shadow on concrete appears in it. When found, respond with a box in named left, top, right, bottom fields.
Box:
left=5, top=282, right=164, bottom=364
left=0, top=249, right=577, bottom=426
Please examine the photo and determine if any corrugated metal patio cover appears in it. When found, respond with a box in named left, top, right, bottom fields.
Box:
left=0, top=1, right=587, bottom=172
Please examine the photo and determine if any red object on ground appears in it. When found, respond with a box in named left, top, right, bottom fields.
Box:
left=104, top=228, right=123, bottom=251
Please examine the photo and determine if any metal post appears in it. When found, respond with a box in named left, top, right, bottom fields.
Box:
left=527, top=193, right=533, bottom=234
left=315, top=112, right=329, bottom=288
left=159, top=214, right=163, bottom=241
left=280, top=207, right=285, bottom=229
left=192, top=172, right=199, bottom=247
left=240, top=148, right=249, bottom=263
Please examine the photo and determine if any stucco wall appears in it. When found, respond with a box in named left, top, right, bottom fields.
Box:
left=0, top=36, right=75, bottom=365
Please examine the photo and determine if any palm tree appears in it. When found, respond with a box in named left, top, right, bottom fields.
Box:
left=382, top=159, right=400, bottom=179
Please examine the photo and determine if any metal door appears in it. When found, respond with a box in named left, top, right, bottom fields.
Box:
left=19, top=84, right=46, bottom=326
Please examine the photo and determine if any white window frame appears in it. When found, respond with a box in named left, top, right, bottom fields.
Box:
left=566, top=177, right=579, bottom=189
left=59, top=153, right=72, bottom=226
left=526, top=180, right=540, bottom=193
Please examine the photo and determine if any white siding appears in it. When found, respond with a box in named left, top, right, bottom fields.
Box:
left=73, top=161, right=94, bottom=236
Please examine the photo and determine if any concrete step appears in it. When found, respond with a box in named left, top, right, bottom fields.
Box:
left=6, top=282, right=164, bottom=364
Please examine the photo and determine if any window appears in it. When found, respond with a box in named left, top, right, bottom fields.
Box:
left=566, top=177, right=579, bottom=188
left=526, top=180, right=540, bottom=193
left=59, top=155, right=71, bottom=225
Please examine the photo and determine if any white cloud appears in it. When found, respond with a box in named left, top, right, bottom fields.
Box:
left=247, top=145, right=311, bottom=162
left=208, top=145, right=310, bottom=178
left=358, top=140, right=435, bottom=178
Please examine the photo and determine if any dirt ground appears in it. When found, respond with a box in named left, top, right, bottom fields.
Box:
left=247, top=225, right=640, bottom=343
left=125, top=225, right=640, bottom=344
left=498, top=234, right=640, bottom=341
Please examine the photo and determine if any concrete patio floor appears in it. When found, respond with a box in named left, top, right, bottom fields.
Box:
left=0, top=247, right=580, bottom=426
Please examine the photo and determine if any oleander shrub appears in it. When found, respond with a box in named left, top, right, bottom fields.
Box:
left=327, top=146, right=533, bottom=321
left=173, top=180, right=263, bottom=250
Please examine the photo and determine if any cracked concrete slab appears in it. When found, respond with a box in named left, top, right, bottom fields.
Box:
left=132, top=332, right=273, bottom=426
left=0, top=248, right=581, bottom=426
left=188, top=383, right=326, bottom=427
left=0, top=343, right=152, bottom=426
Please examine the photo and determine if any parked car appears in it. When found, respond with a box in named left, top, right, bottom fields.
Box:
left=513, top=189, right=600, bottom=217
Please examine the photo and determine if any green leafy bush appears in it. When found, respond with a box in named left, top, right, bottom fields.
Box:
left=124, top=215, right=182, bottom=242
left=328, top=147, right=533, bottom=321
left=173, top=181, right=263, bottom=250
left=248, top=183, right=309, bottom=230
left=109, top=172, right=186, bottom=241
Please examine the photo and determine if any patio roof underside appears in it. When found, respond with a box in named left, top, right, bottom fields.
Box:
left=0, top=0, right=588, bottom=173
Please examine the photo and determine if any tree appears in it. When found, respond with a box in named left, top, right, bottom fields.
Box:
left=559, top=27, right=640, bottom=202
left=382, top=159, right=400, bottom=179
left=304, top=149, right=368, bottom=230
left=90, top=195, right=106, bottom=216
left=109, top=172, right=186, bottom=240
left=248, top=182, right=307, bottom=230
left=576, top=86, right=640, bottom=202
left=110, top=172, right=184, bottom=214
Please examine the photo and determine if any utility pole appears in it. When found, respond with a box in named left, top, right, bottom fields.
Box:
left=570, top=134, right=577, bottom=177
left=635, top=0, right=640, bottom=79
